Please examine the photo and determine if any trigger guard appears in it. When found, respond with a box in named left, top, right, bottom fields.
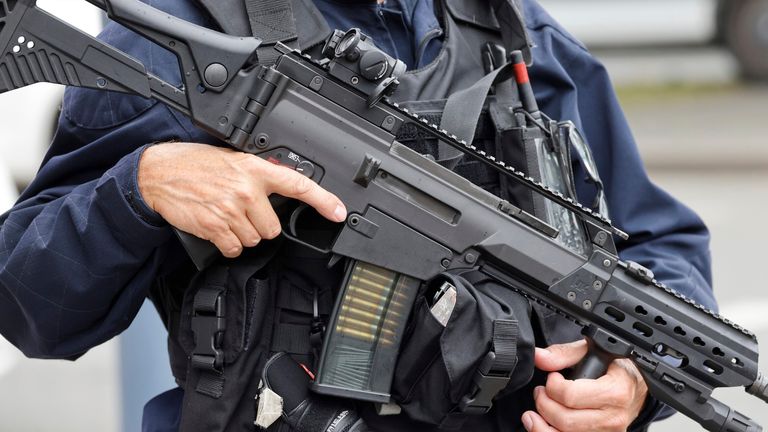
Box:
left=280, top=204, right=335, bottom=254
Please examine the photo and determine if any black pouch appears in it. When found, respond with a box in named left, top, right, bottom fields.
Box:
left=175, top=245, right=280, bottom=432
left=391, top=269, right=535, bottom=429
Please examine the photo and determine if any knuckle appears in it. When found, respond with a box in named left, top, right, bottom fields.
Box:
left=291, top=175, right=315, bottom=196
left=213, top=237, right=241, bottom=257
left=262, top=223, right=282, bottom=240
left=561, top=388, right=578, bottom=408
left=219, top=200, right=241, bottom=219
left=232, top=185, right=254, bottom=204
left=613, top=386, right=633, bottom=404
left=606, top=413, right=628, bottom=431
left=548, top=344, right=566, bottom=358
left=224, top=247, right=243, bottom=258
left=557, top=415, right=575, bottom=432
left=199, top=217, right=225, bottom=235
left=269, top=165, right=294, bottom=186
left=244, top=234, right=262, bottom=247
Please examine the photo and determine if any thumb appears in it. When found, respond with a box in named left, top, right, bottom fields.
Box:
left=535, top=339, right=588, bottom=372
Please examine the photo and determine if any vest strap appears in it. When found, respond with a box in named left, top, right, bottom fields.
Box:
left=439, top=319, right=520, bottom=430
left=438, top=62, right=516, bottom=169
left=244, top=0, right=299, bottom=65
left=190, top=285, right=227, bottom=398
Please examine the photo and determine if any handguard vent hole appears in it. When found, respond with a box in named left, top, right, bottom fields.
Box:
left=703, top=360, right=723, bottom=375
left=732, top=357, right=744, bottom=367
left=605, top=306, right=625, bottom=322
left=712, top=347, right=725, bottom=357
left=653, top=343, right=687, bottom=368
left=674, top=326, right=686, bottom=336
left=693, top=337, right=706, bottom=346
left=654, top=316, right=667, bottom=326
left=633, top=322, right=653, bottom=338
left=635, top=305, right=648, bottom=315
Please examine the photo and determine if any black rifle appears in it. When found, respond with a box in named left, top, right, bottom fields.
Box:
left=1, top=1, right=766, bottom=430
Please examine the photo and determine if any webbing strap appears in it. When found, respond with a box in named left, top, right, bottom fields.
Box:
left=244, top=0, right=299, bottom=65
left=191, top=285, right=226, bottom=398
left=438, top=62, right=515, bottom=169
left=197, top=371, right=226, bottom=398
left=440, top=319, right=519, bottom=429
left=272, top=323, right=313, bottom=354
left=491, top=319, right=518, bottom=372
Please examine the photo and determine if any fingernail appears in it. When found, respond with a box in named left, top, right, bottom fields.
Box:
left=522, top=412, right=533, bottom=431
left=536, top=347, right=551, bottom=358
left=334, top=204, right=347, bottom=222
left=533, top=386, right=543, bottom=399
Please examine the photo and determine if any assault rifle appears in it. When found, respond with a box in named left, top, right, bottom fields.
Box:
left=1, top=0, right=766, bottom=430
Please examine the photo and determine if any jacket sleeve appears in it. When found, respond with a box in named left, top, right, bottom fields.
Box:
left=527, top=14, right=715, bottom=310
left=0, top=0, right=218, bottom=359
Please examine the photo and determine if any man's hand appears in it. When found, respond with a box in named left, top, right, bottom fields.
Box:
left=138, top=142, right=347, bottom=257
left=522, top=339, right=648, bottom=432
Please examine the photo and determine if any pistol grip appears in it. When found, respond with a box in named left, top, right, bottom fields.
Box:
left=570, top=325, right=632, bottom=380
left=571, top=341, right=616, bottom=380
left=175, top=195, right=292, bottom=271
left=174, top=229, right=219, bottom=271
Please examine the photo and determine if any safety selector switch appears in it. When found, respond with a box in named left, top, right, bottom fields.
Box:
left=260, top=148, right=323, bottom=180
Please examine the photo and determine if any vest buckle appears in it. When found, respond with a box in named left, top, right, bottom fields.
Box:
left=191, top=287, right=227, bottom=372
left=458, top=351, right=512, bottom=414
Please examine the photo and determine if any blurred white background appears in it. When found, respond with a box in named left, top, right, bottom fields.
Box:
left=0, top=0, right=767, bottom=431
left=0, top=2, right=175, bottom=431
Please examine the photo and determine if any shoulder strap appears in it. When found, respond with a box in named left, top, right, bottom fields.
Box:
left=244, top=0, right=300, bottom=65
left=437, top=63, right=516, bottom=169
left=193, top=0, right=252, bottom=35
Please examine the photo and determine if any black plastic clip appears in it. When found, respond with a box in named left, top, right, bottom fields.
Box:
left=459, top=351, right=512, bottom=414
left=191, top=287, right=226, bottom=372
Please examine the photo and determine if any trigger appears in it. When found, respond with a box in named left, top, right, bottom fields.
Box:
left=288, top=203, right=311, bottom=238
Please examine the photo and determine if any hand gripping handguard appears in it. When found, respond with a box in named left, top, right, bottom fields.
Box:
left=0, top=1, right=766, bottom=430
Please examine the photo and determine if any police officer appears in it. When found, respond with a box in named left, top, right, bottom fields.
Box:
left=0, top=0, right=715, bottom=431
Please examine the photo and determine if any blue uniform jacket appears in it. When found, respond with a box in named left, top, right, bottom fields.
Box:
left=0, top=0, right=714, bottom=429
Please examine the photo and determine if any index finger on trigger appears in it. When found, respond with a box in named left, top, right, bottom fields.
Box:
left=264, top=163, right=347, bottom=223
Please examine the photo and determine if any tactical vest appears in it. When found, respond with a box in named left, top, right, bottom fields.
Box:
left=154, top=0, right=585, bottom=430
